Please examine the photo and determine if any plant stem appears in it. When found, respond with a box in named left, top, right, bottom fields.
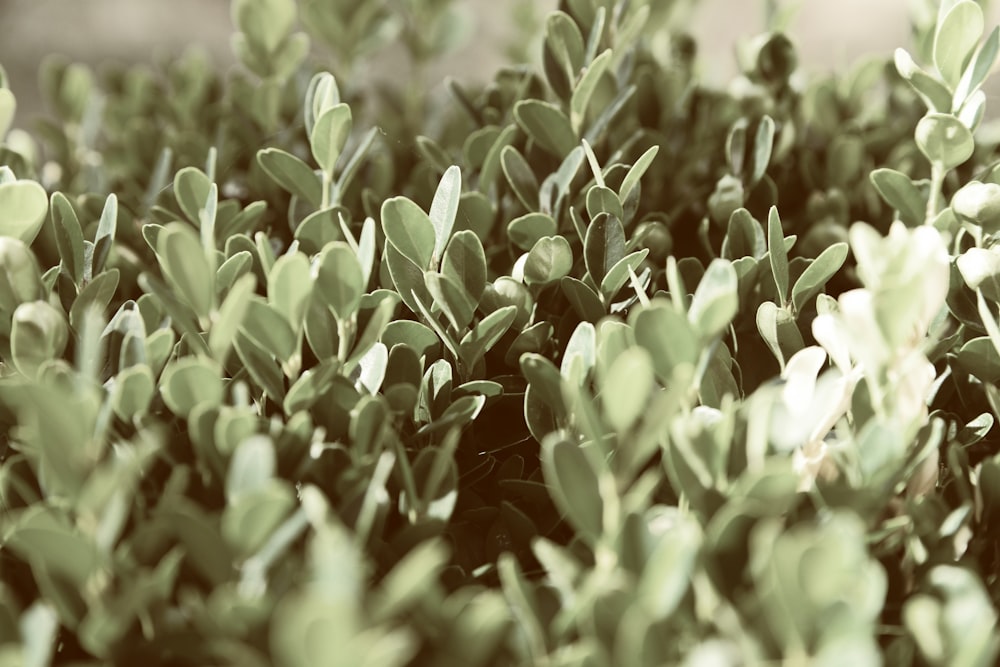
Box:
left=926, top=162, right=945, bottom=225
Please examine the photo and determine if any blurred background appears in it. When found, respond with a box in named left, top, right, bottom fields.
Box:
left=0, top=0, right=997, bottom=125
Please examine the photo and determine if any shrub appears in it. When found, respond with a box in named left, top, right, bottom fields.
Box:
left=2, top=0, right=1000, bottom=665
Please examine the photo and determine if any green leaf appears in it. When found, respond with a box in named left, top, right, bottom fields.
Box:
left=600, top=249, right=649, bottom=302
left=954, top=26, right=999, bottom=107
left=756, top=300, right=803, bottom=369
left=520, top=353, right=567, bottom=417
left=257, top=147, right=322, bottom=208
left=284, top=359, right=339, bottom=413
left=688, top=259, right=738, bottom=338
left=459, top=305, right=517, bottom=371
left=384, top=243, right=433, bottom=315
left=956, top=336, right=1000, bottom=383
left=600, top=347, right=654, bottom=432
left=222, top=480, right=296, bottom=557
left=6, top=507, right=101, bottom=587
left=500, top=146, right=539, bottom=211
left=294, top=207, right=344, bottom=255
left=570, top=49, right=612, bottom=134
left=234, top=331, right=287, bottom=400
left=561, top=276, right=606, bottom=322
left=92, top=193, right=117, bottom=276
left=894, top=48, right=954, bottom=113
left=586, top=185, right=624, bottom=222
left=0, top=180, right=48, bottom=244
left=226, top=435, right=276, bottom=504
left=507, top=212, right=557, bottom=251
left=542, top=10, right=586, bottom=100
left=584, top=213, right=626, bottom=284
left=442, top=230, right=487, bottom=305
left=915, top=113, right=975, bottom=169
left=561, top=321, right=596, bottom=384
left=541, top=434, right=602, bottom=544
left=633, top=301, right=700, bottom=382
left=934, top=0, right=984, bottom=88
left=870, top=168, right=928, bottom=227
left=513, top=100, right=577, bottom=158
left=381, top=196, right=436, bottom=271
left=618, top=145, right=659, bottom=204
left=50, top=192, right=84, bottom=285
left=310, top=103, right=352, bottom=174
left=0, top=87, right=14, bottom=138
left=638, top=511, right=702, bottom=620
left=156, top=222, right=214, bottom=321
left=173, top=166, right=211, bottom=225
left=425, top=271, right=476, bottom=331
left=68, top=268, right=119, bottom=330
left=111, top=364, right=155, bottom=420
left=232, top=0, right=296, bottom=53
left=315, top=242, right=365, bottom=321
left=767, top=207, right=789, bottom=307
left=268, top=251, right=313, bottom=328
left=478, top=123, right=518, bottom=194
left=372, top=540, right=450, bottom=619
left=209, top=273, right=256, bottom=361
left=749, top=115, right=775, bottom=185
left=524, top=236, right=573, bottom=286
left=791, top=242, right=849, bottom=313
left=304, top=71, right=339, bottom=137
left=429, top=165, right=462, bottom=265
left=241, top=297, right=298, bottom=366
left=160, top=357, right=224, bottom=418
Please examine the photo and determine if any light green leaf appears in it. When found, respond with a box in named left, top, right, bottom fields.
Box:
left=425, top=271, right=476, bottom=331
left=459, top=305, right=517, bottom=371
left=0, top=180, right=48, bottom=244
left=791, top=242, right=849, bottom=314
left=600, top=347, right=654, bottom=432
left=524, top=235, right=573, bottom=286
left=226, top=435, right=276, bottom=504
left=310, top=103, right=352, bottom=174
left=767, top=206, right=789, bottom=307
left=50, top=192, right=84, bottom=285
left=954, top=25, right=1000, bottom=108
left=209, top=272, right=256, bottom=361
left=688, top=259, right=738, bottom=338
left=156, top=222, right=214, bottom=321
left=92, top=193, right=117, bottom=276
left=507, top=212, right=557, bottom=251
left=500, top=145, right=539, bottom=211
left=619, top=145, right=659, bottom=204
left=749, top=115, right=775, bottom=185
left=915, top=113, right=975, bottom=169
left=570, top=49, right=612, bottom=134
left=934, top=0, right=984, bottom=88
left=633, top=301, right=700, bottom=382
left=381, top=196, right=436, bottom=271
left=584, top=213, right=626, bottom=284
left=870, top=168, right=927, bottom=227
left=442, top=230, right=487, bottom=305
left=268, top=251, right=313, bottom=328
left=257, top=147, right=322, bottom=208
left=429, top=165, right=462, bottom=265
left=0, top=87, right=14, bottom=138
left=315, top=241, right=364, bottom=321
left=894, top=48, right=954, bottom=113
left=160, top=357, right=224, bottom=417
left=173, top=166, right=211, bottom=225
left=540, top=434, right=602, bottom=544
left=513, top=100, right=577, bottom=158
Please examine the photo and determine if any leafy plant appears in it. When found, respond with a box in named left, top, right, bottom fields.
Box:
left=2, top=0, right=1000, bottom=665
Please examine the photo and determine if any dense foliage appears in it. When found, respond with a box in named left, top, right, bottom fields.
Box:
left=2, top=0, right=1000, bottom=664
